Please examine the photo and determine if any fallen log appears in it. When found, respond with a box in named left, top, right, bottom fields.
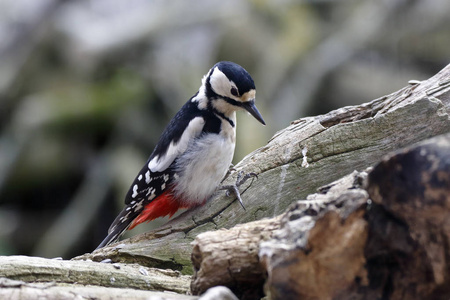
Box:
left=192, top=133, right=450, bottom=300
left=192, top=168, right=371, bottom=299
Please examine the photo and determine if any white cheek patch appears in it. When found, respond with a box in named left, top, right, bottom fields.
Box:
left=210, top=68, right=233, bottom=98
left=148, top=116, right=205, bottom=172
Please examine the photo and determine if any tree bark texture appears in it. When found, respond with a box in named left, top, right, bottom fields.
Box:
left=192, top=133, right=450, bottom=299
left=0, top=277, right=195, bottom=300
left=0, top=256, right=191, bottom=298
left=366, top=134, right=450, bottom=300
left=191, top=216, right=283, bottom=299
left=192, top=169, right=371, bottom=299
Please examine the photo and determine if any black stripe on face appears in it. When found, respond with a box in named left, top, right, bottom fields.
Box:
left=221, top=96, right=244, bottom=108
left=220, top=96, right=242, bottom=107
left=205, top=96, right=236, bottom=128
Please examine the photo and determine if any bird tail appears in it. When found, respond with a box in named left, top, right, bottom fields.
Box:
left=95, top=207, right=136, bottom=250
left=95, top=191, right=182, bottom=250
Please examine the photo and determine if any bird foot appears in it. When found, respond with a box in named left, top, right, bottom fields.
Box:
left=219, top=171, right=258, bottom=210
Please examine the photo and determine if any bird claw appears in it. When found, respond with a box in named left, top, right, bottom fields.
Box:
left=220, top=171, right=258, bottom=210
left=236, top=171, right=258, bottom=186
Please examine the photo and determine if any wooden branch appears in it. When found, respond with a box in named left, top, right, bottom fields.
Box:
left=0, top=277, right=196, bottom=300
left=0, top=256, right=242, bottom=299
left=0, top=256, right=190, bottom=293
left=76, top=64, right=450, bottom=274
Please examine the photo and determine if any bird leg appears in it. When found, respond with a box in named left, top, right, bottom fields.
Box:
left=221, top=164, right=237, bottom=182
left=219, top=171, right=258, bottom=210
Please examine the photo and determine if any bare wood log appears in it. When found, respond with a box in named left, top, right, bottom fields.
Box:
left=191, top=216, right=283, bottom=299
left=0, top=256, right=190, bottom=294
left=0, top=257, right=242, bottom=299
left=258, top=133, right=450, bottom=300
left=190, top=133, right=450, bottom=300
left=190, top=167, right=370, bottom=299
left=0, top=277, right=239, bottom=300
left=259, top=173, right=370, bottom=300
left=0, top=277, right=196, bottom=300
left=76, top=64, right=450, bottom=274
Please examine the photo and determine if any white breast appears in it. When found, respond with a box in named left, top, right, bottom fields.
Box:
left=172, top=115, right=236, bottom=206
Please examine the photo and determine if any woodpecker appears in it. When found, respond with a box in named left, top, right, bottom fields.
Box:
left=96, top=61, right=265, bottom=249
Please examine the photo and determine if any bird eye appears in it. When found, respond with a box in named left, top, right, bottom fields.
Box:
left=230, top=87, right=239, bottom=96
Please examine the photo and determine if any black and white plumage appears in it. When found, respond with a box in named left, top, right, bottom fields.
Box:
left=96, top=61, right=265, bottom=249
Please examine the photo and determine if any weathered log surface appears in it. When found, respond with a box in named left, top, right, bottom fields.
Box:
left=191, top=215, right=283, bottom=299
left=192, top=169, right=371, bottom=299
left=190, top=133, right=449, bottom=300
left=77, top=64, right=450, bottom=274
left=260, top=133, right=450, bottom=300
left=0, top=255, right=191, bottom=294
left=259, top=170, right=370, bottom=300
left=0, top=277, right=196, bottom=300
left=0, top=276, right=237, bottom=300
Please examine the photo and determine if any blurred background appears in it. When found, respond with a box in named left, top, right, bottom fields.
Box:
left=0, top=0, right=448, bottom=259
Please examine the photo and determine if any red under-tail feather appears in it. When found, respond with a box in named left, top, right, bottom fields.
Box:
left=128, top=190, right=185, bottom=230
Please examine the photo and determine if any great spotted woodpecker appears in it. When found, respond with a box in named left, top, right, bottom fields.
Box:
left=96, top=61, right=265, bottom=249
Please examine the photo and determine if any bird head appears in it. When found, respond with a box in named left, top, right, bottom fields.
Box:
left=205, top=61, right=265, bottom=125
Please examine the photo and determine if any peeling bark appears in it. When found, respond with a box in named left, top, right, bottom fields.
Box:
left=191, top=216, right=282, bottom=299
left=192, top=133, right=450, bottom=300
left=366, top=133, right=450, bottom=300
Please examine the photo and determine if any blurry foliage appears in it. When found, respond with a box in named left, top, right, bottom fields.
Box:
left=0, top=0, right=449, bottom=258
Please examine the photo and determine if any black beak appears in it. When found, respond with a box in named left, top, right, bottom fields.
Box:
left=242, top=100, right=266, bottom=125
